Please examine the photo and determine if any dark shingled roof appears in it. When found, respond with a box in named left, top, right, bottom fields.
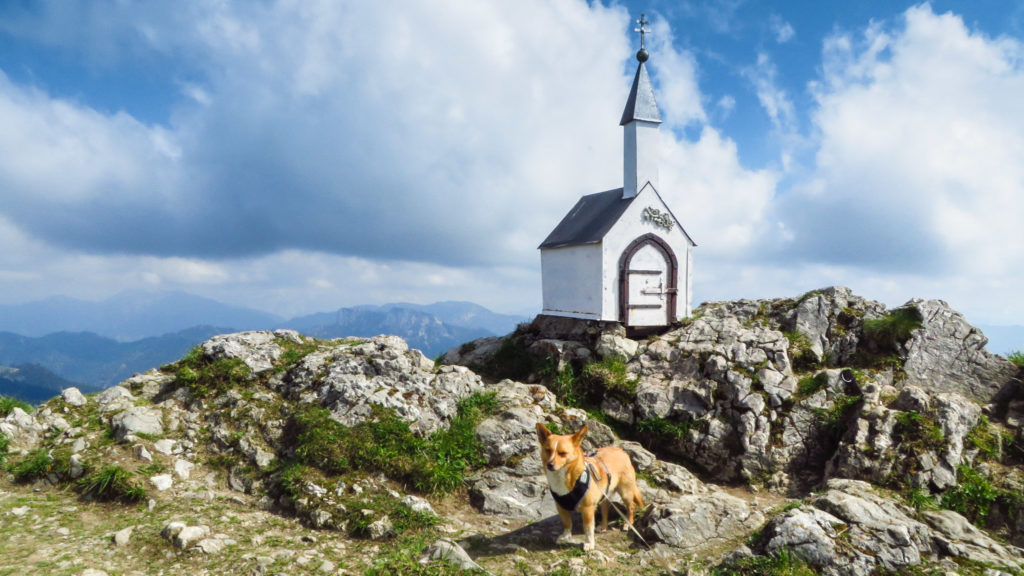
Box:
left=620, top=61, right=662, bottom=126
left=538, top=188, right=635, bottom=249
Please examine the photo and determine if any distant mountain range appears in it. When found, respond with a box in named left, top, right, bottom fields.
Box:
left=0, top=363, right=86, bottom=405
left=0, top=292, right=530, bottom=404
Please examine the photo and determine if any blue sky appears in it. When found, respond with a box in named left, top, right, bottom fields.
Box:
left=1, top=1, right=1023, bottom=344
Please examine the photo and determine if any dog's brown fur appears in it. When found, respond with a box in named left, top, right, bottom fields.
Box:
left=536, top=422, right=643, bottom=551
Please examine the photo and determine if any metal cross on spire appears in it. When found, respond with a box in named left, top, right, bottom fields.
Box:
left=635, top=13, right=651, bottom=50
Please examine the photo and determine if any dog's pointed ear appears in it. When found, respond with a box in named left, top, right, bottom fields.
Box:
left=571, top=424, right=588, bottom=446
left=536, top=422, right=551, bottom=442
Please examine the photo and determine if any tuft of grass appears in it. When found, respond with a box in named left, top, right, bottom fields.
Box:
left=893, top=411, right=945, bottom=451
left=1007, top=350, right=1024, bottom=367
left=0, top=432, right=7, bottom=467
left=11, top=448, right=55, bottom=483
left=784, top=331, right=819, bottom=372
left=795, top=372, right=829, bottom=398
left=171, top=346, right=252, bottom=398
left=635, top=416, right=706, bottom=443
left=581, top=355, right=639, bottom=401
left=904, top=486, right=939, bottom=512
left=78, top=465, right=147, bottom=503
left=863, top=307, right=923, bottom=351
left=0, top=395, right=33, bottom=418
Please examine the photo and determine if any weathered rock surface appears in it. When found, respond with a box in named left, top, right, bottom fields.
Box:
left=902, top=299, right=1019, bottom=403
left=636, top=491, right=764, bottom=553
left=754, top=479, right=1023, bottom=576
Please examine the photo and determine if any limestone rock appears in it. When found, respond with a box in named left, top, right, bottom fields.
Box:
left=111, top=406, right=164, bottom=440
left=285, top=335, right=483, bottom=436
left=595, top=333, right=639, bottom=360
left=61, top=387, right=88, bottom=407
left=112, top=526, right=134, bottom=547
left=0, top=406, right=44, bottom=450
left=752, top=479, right=1023, bottom=576
left=635, top=491, right=764, bottom=554
left=420, top=538, right=478, bottom=572
left=902, top=299, right=1018, bottom=403
left=202, top=331, right=282, bottom=375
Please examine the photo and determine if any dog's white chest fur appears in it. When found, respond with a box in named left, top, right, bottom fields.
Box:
left=545, top=466, right=571, bottom=496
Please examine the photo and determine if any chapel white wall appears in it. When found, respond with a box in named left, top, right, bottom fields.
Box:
left=540, top=244, right=603, bottom=319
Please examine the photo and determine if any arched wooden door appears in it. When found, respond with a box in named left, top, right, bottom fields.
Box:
left=618, top=234, right=678, bottom=327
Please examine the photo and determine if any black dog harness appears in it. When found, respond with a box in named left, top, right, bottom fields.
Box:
left=550, top=452, right=612, bottom=511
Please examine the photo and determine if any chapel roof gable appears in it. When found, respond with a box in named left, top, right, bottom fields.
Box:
left=538, top=188, right=635, bottom=249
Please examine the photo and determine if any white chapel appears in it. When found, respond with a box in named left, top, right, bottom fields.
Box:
left=538, top=16, right=695, bottom=328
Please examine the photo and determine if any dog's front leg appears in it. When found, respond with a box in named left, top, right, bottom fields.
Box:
left=580, top=506, right=596, bottom=551
left=555, top=505, right=574, bottom=544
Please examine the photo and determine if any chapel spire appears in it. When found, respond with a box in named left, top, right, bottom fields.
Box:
left=621, top=13, right=661, bottom=199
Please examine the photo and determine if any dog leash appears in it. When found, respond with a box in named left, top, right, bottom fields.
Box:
left=584, top=458, right=654, bottom=551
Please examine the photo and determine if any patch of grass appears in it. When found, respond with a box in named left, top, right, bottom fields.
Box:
left=635, top=416, right=706, bottom=443
left=170, top=346, right=252, bottom=398
left=581, top=356, right=639, bottom=401
left=795, top=372, right=829, bottom=398
left=863, top=307, right=923, bottom=352
left=0, top=432, right=8, bottom=467
left=346, top=492, right=440, bottom=540
left=289, top=391, right=498, bottom=495
left=78, top=465, right=147, bottom=503
left=275, top=339, right=319, bottom=373
left=1006, top=350, right=1024, bottom=366
left=893, top=411, right=945, bottom=452
left=711, top=548, right=817, bottom=576
left=0, top=395, right=33, bottom=418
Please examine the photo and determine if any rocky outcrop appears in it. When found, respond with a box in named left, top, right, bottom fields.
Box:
left=901, top=299, right=1019, bottom=403
left=751, top=479, right=1023, bottom=576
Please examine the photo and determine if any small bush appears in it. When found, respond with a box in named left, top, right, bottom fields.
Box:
left=78, top=465, right=147, bottom=503
left=940, top=465, right=1000, bottom=526
left=1007, top=350, right=1024, bottom=367
left=0, top=395, right=33, bottom=418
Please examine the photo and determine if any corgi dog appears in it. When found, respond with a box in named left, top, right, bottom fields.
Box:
left=536, top=422, right=643, bottom=551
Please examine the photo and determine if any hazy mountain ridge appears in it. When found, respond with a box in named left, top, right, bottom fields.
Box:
left=0, top=294, right=529, bottom=404
left=0, top=291, right=282, bottom=341
left=0, top=363, right=85, bottom=404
